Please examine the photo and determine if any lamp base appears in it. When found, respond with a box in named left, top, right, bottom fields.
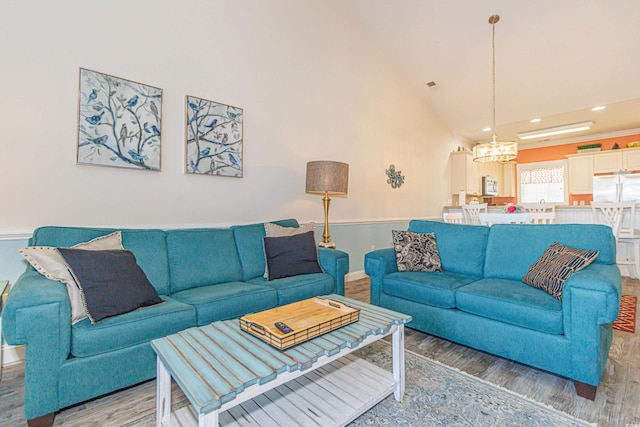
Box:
left=318, top=241, right=336, bottom=249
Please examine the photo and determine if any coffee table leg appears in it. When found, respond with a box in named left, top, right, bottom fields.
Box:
left=392, top=323, right=405, bottom=401
left=199, top=410, right=219, bottom=427
left=156, top=356, right=172, bottom=427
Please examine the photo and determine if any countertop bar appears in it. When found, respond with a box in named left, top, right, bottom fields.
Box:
left=443, top=205, right=593, bottom=210
left=443, top=204, right=630, bottom=225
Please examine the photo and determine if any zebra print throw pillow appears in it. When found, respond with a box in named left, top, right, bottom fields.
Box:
left=523, top=242, right=599, bottom=299
left=392, top=230, right=443, bottom=273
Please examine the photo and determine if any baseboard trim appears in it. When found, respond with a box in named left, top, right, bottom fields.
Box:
left=2, top=343, right=25, bottom=367
left=345, top=270, right=367, bottom=282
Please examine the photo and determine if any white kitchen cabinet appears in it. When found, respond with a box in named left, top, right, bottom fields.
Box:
left=589, top=148, right=640, bottom=173
left=593, top=151, right=621, bottom=173
left=450, top=151, right=481, bottom=196
left=501, top=162, right=516, bottom=197
left=567, top=154, right=594, bottom=195
left=623, top=148, right=640, bottom=171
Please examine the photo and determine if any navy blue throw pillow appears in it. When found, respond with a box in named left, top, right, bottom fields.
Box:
left=57, top=248, right=163, bottom=323
left=263, top=231, right=323, bottom=280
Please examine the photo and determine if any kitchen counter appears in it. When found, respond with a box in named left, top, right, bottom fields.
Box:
left=443, top=205, right=597, bottom=225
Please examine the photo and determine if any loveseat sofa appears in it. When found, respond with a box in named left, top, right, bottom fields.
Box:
left=2, top=219, right=349, bottom=426
left=365, top=220, right=621, bottom=399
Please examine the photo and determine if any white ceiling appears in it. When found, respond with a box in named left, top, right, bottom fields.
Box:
left=340, top=0, right=640, bottom=147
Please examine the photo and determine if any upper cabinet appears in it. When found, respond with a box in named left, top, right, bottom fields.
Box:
left=623, top=148, right=640, bottom=171
left=592, top=148, right=640, bottom=174
left=567, top=154, right=594, bottom=195
left=451, top=151, right=481, bottom=196
left=450, top=151, right=508, bottom=197
left=593, top=151, right=621, bottom=174
left=501, top=163, right=516, bottom=197
left=567, top=148, right=640, bottom=195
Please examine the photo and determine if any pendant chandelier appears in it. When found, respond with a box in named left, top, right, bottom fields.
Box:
left=473, top=14, right=517, bottom=163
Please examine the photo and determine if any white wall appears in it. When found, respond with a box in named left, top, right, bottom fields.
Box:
left=0, top=0, right=458, bottom=232
left=1, top=1, right=464, bottom=366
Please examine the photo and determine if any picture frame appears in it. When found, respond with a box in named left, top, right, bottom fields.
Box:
left=77, top=68, right=162, bottom=171
left=185, top=95, right=243, bottom=177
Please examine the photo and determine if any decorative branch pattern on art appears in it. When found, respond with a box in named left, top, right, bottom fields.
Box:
left=77, top=68, right=162, bottom=171
left=185, top=95, right=243, bottom=177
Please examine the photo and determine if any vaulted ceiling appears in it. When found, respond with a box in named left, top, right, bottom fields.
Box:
left=341, top=0, right=640, bottom=147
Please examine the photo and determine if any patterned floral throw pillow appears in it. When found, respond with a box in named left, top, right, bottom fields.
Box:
left=523, top=242, right=599, bottom=299
left=392, top=230, right=443, bottom=272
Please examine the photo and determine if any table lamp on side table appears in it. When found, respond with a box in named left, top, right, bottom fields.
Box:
left=305, top=160, right=349, bottom=248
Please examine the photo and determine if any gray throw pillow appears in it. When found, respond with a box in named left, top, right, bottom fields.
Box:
left=57, top=248, right=163, bottom=323
left=263, top=231, right=323, bottom=280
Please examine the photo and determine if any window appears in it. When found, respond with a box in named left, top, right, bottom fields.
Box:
left=517, top=160, right=567, bottom=204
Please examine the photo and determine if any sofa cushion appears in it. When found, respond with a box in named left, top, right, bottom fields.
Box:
left=455, top=278, right=563, bottom=335
left=71, top=296, right=195, bottom=357
left=30, top=226, right=171, bottom=295
left=167, top=229, right=243, bottom=293
left=392, top=230, right=443, bottom=272
left=484, top=224, right=615, bottom=281
left=523, top=242, right=599, bottom=299
left=263, top=222, right=316, bottom=278
left=407, top=220, right=489, bottom=277
left=57, top=248, right=163, bottom=323
left=248, top=272, right=334, bottom=305
left=232, top=219, right=300, bottom=281
left=264, top=231, right=323, bottom=280
left=19, top=231, right=124, bottom=324
left=170, top=282, right=277, bottom=325
left=383, top=271, right=480, bottom=308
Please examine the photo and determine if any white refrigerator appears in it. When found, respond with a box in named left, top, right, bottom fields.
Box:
left=592, top=173, right=640, bottom=202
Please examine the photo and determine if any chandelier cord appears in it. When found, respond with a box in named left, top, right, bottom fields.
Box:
left=472, top=14, right=517, bottom=163
left=491, top=15, right=497, bottom=142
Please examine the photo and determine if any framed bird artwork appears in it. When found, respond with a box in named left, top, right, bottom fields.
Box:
left=77, top=68, right=162, bottom=171
left=185, top=95, right=243, bottom=178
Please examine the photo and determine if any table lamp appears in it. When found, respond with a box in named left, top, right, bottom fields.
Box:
left=305, top=160, right=349, bottom=248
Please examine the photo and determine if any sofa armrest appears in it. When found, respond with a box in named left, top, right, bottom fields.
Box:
left=563, top=263, right=622, bottom=325
left=318, top=248, right=349, bottom=295
left=364, top=248, right=397, bottom=306
left=561, top=263, right=621, bottom=386
left=2, top=269, right=72, bottom=361
left=2, top=270, right=73, bottom=419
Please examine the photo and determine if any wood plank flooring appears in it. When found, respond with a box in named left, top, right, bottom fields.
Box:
left=0, top=277, right=638, bottom=426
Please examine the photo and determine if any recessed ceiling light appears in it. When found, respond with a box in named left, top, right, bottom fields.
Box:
left=592, top=106, right=606, bottom=111
left=482, top=127, right=492, bottom=132
left=530, top=118, right=541, bottom=123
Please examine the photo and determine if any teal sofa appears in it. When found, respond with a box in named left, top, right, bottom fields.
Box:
left=2, top=219, right=349, bottom=427
left=365, top=220, right=621, bottom=400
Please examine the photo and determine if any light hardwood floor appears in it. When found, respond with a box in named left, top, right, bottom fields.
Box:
left=0, top=278, right=638, bottom=426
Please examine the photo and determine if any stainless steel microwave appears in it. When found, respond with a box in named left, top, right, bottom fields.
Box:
left=482, top=176, right=498, bottom=196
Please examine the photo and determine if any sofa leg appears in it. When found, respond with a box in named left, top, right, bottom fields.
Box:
left=574, top=381, right=597, bottom=400
left=28, top=413, right=55, bottom=427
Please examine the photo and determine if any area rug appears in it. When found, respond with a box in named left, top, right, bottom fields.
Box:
left=128, top=341, right=593, bottom=427
left=613, top=294, right=637, bottom=333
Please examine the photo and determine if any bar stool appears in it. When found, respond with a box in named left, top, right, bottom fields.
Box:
left=461, top=203, right=488, bottom=225
left=522, top=203, right=556, bottom=223
left=443, top=212, right=464, bottom=224
left=591, top=201, right=640, bottom=278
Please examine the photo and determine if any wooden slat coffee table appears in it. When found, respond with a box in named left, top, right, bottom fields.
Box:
left=151, top=295, right=412, bottom=426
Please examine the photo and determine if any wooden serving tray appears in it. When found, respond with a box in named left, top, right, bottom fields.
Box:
left=239, top=297, right=360, bottom=350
